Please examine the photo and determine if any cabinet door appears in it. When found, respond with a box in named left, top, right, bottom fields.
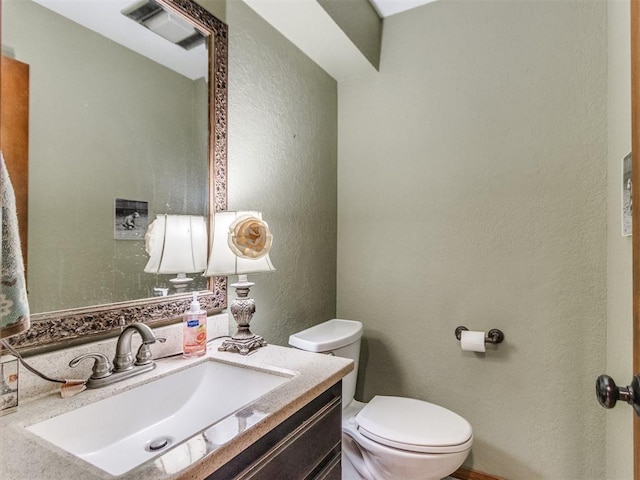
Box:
left=238, top=398, right=341, bottom=480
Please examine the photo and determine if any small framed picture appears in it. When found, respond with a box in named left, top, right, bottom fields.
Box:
left=1, top=356, right=18, bottom=416
left=622, top=153, right=632, bottom=237
left=114, top=198, right=149, bottom=240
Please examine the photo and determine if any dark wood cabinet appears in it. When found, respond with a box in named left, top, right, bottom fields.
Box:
left=207, top=381, right=342, bottom=480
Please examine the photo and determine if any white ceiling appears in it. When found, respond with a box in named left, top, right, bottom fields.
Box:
left=242, top=0, right=439, bottom=81
left=33, top=0, right=208, bottom=80
left=368, top=0, right=438, bottom=18
left=243, top=0, right=377, bottom=81
left=33, top=0, right=437, bottom=82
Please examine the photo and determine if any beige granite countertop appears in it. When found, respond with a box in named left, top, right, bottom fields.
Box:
left=0, top=339, right=352, bottom=480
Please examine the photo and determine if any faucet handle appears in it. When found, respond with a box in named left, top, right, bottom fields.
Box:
left=141, top=334, right=166, bottom=345
left=69, top=353, right=113, bottom=380
left=135, top=344, right=153, bottom=366
left=135, top=337, right=166, bottom=366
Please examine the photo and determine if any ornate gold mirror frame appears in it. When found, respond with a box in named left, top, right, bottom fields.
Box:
left=632, top=0, right=639, bottom=476
left=1, top=0, right=228, bottom=354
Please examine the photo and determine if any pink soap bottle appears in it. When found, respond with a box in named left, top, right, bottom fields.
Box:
left=183, top=292, right=207, bottom=357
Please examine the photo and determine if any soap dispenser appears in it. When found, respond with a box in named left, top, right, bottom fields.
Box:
left=183, top=292, right=207, bottom=357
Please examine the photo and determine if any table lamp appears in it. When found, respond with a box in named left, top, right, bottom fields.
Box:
left=204, top=211, right=275, bottom=355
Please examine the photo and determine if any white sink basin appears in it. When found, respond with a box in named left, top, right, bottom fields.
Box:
left=27, top=359, right=292, bottom=476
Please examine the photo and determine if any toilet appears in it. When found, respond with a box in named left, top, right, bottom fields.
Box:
left=289, top=319, right=473, bottom=480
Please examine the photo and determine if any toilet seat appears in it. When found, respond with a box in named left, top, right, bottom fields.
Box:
left=355, top=396, right=473, bottom=454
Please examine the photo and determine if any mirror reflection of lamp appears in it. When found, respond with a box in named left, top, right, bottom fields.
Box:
left=204, top=211, right=275, bottom=355
left=144, top=214, right=208, bottom=292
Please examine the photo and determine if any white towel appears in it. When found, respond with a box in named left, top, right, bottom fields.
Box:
left=0, top=151, right=30, bottom=338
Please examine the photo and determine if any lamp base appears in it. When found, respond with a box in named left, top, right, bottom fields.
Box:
left=169, top=273, right=193, bottom=293
left=218, top=335, right=267, bottom=355
left=219, top=278, right=267, bottom=355
left=168, top=273, right=194, bottom=285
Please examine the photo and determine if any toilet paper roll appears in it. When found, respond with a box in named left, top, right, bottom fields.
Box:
left=460, top=330, right=486, bottom=353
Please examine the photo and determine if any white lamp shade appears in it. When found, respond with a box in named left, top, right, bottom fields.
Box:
left=144, top=214, right=208, bottom=274
left=204, top=211, right=275, bottom=276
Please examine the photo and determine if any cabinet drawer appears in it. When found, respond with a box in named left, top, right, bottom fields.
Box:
left=206, top=381, right=342, bottom=480
left=314, top=450, right=341, bottom=480
left=238, top=397, right=341, bottom=480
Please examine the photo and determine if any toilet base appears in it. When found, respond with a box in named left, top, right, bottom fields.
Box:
left=341, top=440, right=468, bottom=480
left=342, top=451, right=361, bottom=480
left=342, top=444, right=467, bottom=480
left=342, top=450, right=461, bottom=480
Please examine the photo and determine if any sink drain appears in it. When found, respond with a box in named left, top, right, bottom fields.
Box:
left=145, top=436, right=173, bottom=452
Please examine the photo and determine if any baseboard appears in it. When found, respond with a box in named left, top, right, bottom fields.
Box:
left=452, top=466, right=507, bottom=480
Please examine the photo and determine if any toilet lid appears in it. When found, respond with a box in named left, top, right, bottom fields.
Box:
left=355, top=396, right=473, bottom=454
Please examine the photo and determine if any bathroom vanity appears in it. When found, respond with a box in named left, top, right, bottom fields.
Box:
left=0, top=339, right=351, bottom=480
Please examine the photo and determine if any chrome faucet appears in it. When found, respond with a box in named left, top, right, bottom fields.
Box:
left=69, top=323, right=165, bottom=389
left=114, top=323, right=164, bottom=371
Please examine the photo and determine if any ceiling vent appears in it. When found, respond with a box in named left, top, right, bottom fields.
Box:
left=122, top=0, right=205, bottom=50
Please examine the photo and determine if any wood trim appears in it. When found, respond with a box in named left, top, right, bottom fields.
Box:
left=632, top=1, right=640, bottom=479
left=452, top=466, right=507, bottom=480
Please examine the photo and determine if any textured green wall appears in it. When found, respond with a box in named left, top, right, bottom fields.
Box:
left=337, top=1, right=607, bottom=478
left=225, top=0, right=338, bottom=346
left=318, top=0, right=381, bottom=69
left=606, top=0, right=633, bottom=478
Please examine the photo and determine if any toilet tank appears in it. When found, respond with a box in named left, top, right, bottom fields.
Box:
left=288, top=319, right=363, bottom=407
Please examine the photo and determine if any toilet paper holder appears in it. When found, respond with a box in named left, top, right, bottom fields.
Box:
left=455, top=326, right=504, bottom=344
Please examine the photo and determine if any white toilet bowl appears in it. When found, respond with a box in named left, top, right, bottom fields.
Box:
left=342, top=398, right=472, bottom=480
left=289, top=319, right=473, bottom=480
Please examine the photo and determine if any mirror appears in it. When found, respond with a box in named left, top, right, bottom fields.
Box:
left=1, top=0, right=228, bottom=353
